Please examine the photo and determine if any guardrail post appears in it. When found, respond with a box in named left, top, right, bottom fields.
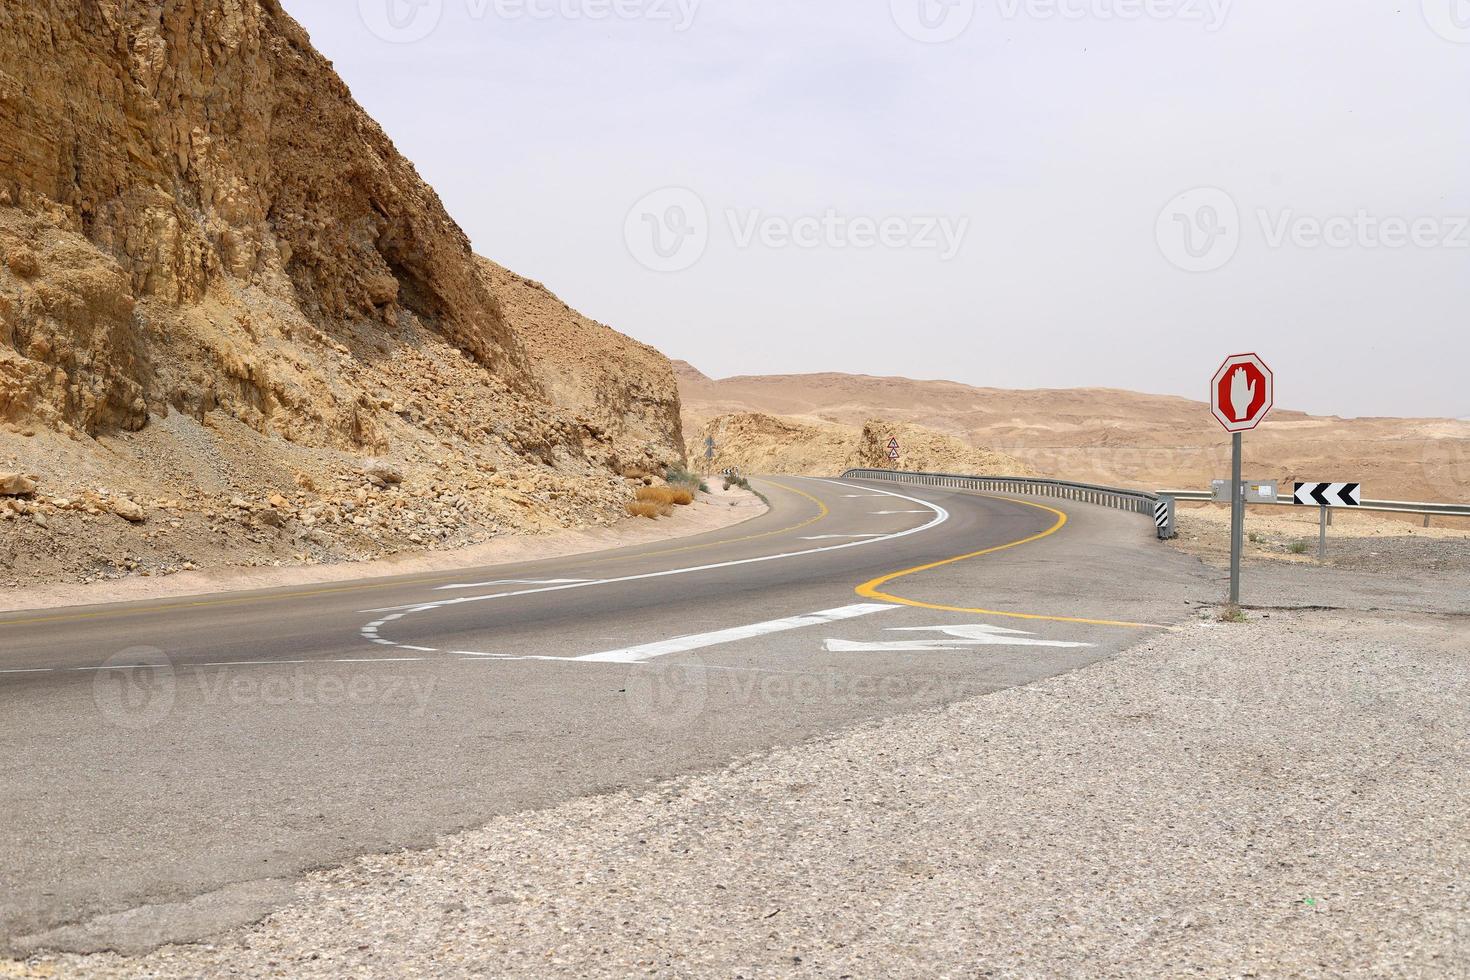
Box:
left=1318, top=505, right=1328, bottom=561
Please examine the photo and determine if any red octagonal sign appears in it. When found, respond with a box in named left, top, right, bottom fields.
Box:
left=1211, top=353, right=1274, bottom=432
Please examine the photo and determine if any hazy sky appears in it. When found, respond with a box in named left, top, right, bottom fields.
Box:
left=288, top=1, right=1469, bottom=419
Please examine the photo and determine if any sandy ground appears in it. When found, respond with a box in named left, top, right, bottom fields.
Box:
left=0, top=484, right=765, bottom=613
left=1169, top=502, right=1470, bottom=577
left=17, top=604, right=1465, bottom=979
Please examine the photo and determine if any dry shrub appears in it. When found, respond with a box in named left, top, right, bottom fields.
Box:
left=626, top=500, right=671, bottom=519
left=637, top=486, right=695, bottom=507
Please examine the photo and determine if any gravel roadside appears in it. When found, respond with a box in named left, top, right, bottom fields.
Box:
left=22, top=608, right=1467, bottom=978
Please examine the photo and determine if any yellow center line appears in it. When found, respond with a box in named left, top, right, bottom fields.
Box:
left=855, top=493, right=1163, bottom=629
left=0, top=480, right=834, bottom=630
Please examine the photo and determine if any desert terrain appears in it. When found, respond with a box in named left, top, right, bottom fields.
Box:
left=676, top=362, right=1470, bottom=505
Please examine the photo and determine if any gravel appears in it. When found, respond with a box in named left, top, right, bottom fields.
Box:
left=22, top=608, right=1468, bottom=978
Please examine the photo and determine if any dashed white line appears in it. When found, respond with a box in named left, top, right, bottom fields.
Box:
left=434, top=579, right=592, bottom=591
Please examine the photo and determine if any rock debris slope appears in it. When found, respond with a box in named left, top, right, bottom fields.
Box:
left=0, top=1, right=683, bottom=586
left=696, top=412, right=1030, bottom=479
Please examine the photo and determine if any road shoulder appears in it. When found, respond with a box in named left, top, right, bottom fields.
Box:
left=0, top=486, right=767, bottom=613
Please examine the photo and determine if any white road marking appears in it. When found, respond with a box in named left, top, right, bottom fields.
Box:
left=575, top=604, right=899, bottom=663
left=0, top=668, right=54, bottom=674
left=799, top=534, right=886, bottom=540
left=824, top=623, right=1094, bottom=653
left=842, top=494, right=888, bottom=498
left=434, top=579, right=592, bottom=591
left=357, top=478, right=950, bottom=655
left=871, top=510, right=930, bottom=515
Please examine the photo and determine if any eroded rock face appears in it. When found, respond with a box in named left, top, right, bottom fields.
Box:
left=0, top=1, right=525, bottom=379
left=0, top=1, right=687, bottom=581
left=479, top=260, right=686, bottom=469
left=695, top=412, right=1031, bottom=477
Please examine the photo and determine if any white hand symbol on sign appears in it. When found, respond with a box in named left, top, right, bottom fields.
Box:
left=1228, top=366, right=1257, bottom=422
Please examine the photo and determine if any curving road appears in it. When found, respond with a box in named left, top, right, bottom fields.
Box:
left=0, top=476, right=1212, bottom=955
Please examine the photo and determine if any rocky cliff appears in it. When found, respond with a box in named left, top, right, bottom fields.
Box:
left=0, top=1, right=684, bottom=584
left=697, top=413, right=1030, bottom=478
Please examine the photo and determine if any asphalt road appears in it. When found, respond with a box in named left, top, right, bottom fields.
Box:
left=0, top=476, right=1215, bottom=955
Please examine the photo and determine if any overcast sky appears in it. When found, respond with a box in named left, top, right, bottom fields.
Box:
left=288, top=1, right=1469, bottom=419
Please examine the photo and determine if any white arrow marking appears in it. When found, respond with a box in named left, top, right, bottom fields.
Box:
left=576, top=603, right=898, bottom=663
left=823, top=623, right=1093, bottom=653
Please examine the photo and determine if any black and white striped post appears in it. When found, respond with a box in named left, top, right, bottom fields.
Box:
left=1154, top=496, right=1177, bottom=540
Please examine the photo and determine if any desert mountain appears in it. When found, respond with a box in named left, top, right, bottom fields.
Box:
left=677, top=363, right=1470, bottom=502
left=0, top=1, right=682, bottom=585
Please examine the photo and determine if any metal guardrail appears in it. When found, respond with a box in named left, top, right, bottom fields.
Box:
left=842, top=468, right=1470, bottom=537
left=1161, top=490, right=1470, bottom=527
left=840, top=469, right=1178, bottom=539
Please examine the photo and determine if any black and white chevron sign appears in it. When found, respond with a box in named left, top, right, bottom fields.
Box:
left=1293, top=482, right=1361, bottom=507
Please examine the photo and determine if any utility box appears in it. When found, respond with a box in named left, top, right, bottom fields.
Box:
left=1211, top=480, right=1279, bottom=504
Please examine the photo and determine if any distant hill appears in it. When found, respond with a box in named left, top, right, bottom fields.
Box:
left=675, top=363, right=1470, bottom=502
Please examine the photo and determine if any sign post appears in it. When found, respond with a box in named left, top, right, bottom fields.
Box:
left=1292, top=482, right=1362, bottom=561
left=1210, top=353, right=1275, bottom=605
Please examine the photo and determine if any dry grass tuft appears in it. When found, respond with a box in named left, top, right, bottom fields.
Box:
left=636, top=486, right=694, bottom=507
left=626, top=500, right=673, bottom=520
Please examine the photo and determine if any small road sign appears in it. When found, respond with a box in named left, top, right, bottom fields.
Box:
left=886, top=437, right=900, bottom=462
left=1293, top=483, right=1361, bottom=507
left=887, top=438, right=900, bottom=450
left=1210, top=353, right=1274, bottom=433
left=1212, top=479, right=1278, bottom=503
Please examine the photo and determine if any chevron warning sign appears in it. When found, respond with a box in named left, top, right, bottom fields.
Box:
left=1293, top=482, right=1361, bottom=507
